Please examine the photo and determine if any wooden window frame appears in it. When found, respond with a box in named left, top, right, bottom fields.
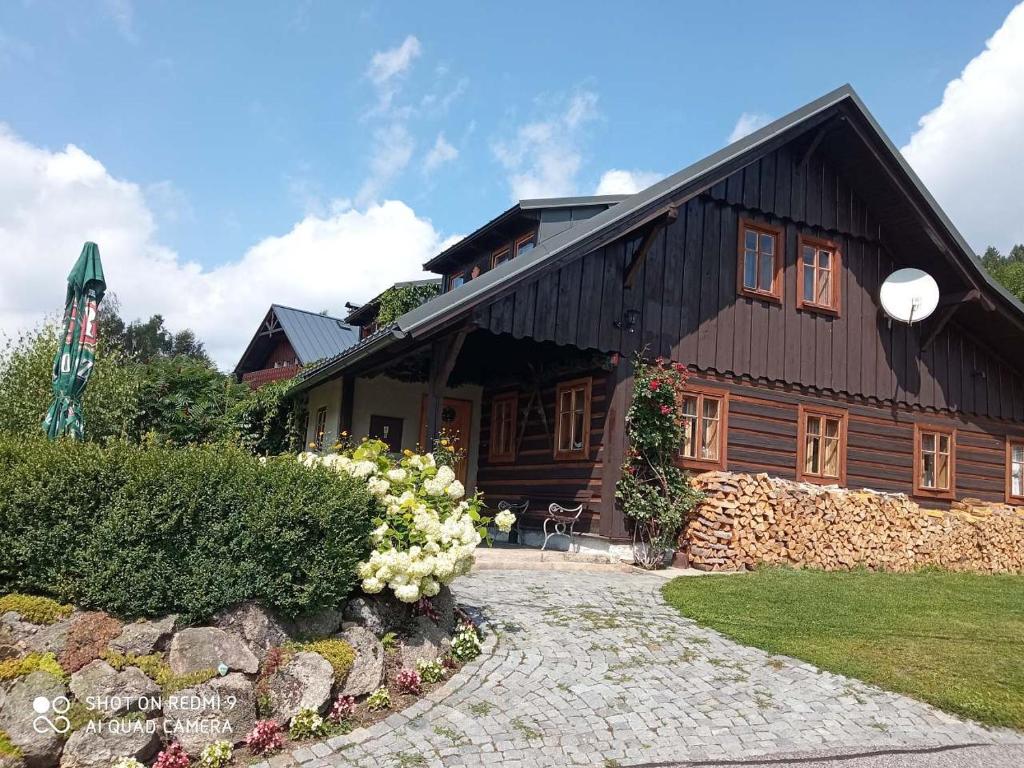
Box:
left=1006, top=438, right=1024, bottom=505
left=737, top=218, right=784, bottom=303
left=913, top=424, right=956, bottom=500
left=447, top=271, right=465, bottom=291
left=675, top=385, right=729, bottom=472
left=313, top=406, right=328, bottom=451
left=796, top=404, right=848, bottom=486
left=796, top=234, right=842, bottom=315
left=514, top=230, right=538, bottom=257
left=490, top=246, right=511, bottom=269
left=488, top=392, right=518, bottom=463
left=553, top=377, right=592, bottom=461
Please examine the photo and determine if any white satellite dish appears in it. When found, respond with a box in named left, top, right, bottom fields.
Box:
left=879, top=268, right=940, bottom=324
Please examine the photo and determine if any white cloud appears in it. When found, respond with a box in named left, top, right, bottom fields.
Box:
left=367, top=35, right=421, bottom=87
left=102, top=0, right=138, bottom=43
left=357, top=123, right=415, bottom=206
left=594, top=169, right=662, bottom=196
left=423, top=133, right=458, bottom=173
left=901, top=2, right=1024, bottom=252
left=728, top=112, right=772, bottom=143
left=491, top=91, right=599, bottom=200
left=0, top=126, right=443, bottom=369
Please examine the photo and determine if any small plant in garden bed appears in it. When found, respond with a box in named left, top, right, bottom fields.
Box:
left=289, top=707, right=328, bottom=740
left=154, top=742, right=190, bottom=768
left=329, top=693, right=357, bottom=723
left=112, top=759, right=144, bottom=768
left=396, top=667, right=422, bottom=695
left=0, top=729, right=22, bottom=760
left=101, top=649, right=216, bottom=694
left=381, top=631, right=399, bottom=651
left=246, top=719, right=284, bottom=756
left=199, top=740, right=233, bottom=768
left=0, top=594, right=72, bottom=624
left=416, top=658, right=446, bottom=684
left=0, top=651, right=66, bottom=682
left=450, top=622, right=481, bottom=661
left=367, top=686, right=392, bottom=712
left=59, top=611, right=122, bottom=672
left=299, top=638, right=355, bottom=680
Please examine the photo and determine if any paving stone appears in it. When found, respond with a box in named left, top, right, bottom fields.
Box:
left=280, top=570, right=1024, bottom=767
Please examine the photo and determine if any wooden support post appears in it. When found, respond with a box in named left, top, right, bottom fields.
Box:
left=921, top=289, right=979, bottom=350
left=423, top=327, right=469, bottom=447
left=338, top=375, right=355, bottom=438
left=624, top=206, right=678, bottom=289
left=599, top=354, right=634, bottom=541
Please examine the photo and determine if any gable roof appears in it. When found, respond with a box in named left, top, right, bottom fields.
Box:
left=234, top=304, right=359, bottom=375
left=294, top=84, right=1024, bottom=392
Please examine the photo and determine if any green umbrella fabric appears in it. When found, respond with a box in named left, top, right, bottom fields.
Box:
left=42, top=242, right=107, bottom=440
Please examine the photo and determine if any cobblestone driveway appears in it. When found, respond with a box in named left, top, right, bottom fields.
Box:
left=278, top=570, right=1021, bottom=768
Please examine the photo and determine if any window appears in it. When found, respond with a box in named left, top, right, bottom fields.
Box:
left=448, top=272, right=465, bottom=291
left=798, top=235, right=840, bottom=313
left=491, top=247, right=511, bottom=269
left=738, top=219, right=782, bottom=301
left=1007, top=439, right=1024, bottom=503
left=677, top=387, right=728, bottom=471
left=488, top=393, right=518, bottom=462
left=313, top=406, right=328, bottom=451
left=914, top=425, right=955, bottom=498
left=514, top=231, right=537, bottom=258
left=554, top=378, right=591, bottom=460
left=797, top=405, right=847, bottom=484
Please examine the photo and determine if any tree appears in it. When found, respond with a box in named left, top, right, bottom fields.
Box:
left=99, top=295, right=212, bottom=365
left=980, top=244, right=1024, bottom=303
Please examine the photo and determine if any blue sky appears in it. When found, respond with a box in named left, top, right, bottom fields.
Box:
left=2, top=1, right=1023, bottom=366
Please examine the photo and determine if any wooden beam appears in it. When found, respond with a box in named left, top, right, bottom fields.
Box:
left=797, top=122, right=833, bottom=168
left=922, top=288, right=982, bottom=350
left=598, top=355, right=634, bottom=541
left=624, top=206, right=678, bottom=289
left=424, top=326, right=469, bottom=446
left=338, top=375, right=355, bottom=438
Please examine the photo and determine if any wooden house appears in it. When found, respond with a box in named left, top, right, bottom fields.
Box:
left=291, top=85, right=1024, bottom=549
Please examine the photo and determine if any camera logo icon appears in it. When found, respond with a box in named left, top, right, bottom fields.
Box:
left=32, top=695, right=71, bottom=735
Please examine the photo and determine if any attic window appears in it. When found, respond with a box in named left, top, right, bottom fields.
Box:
left=448, top=272, right=465, bottom=291
left=738, top=218, right=783, bottom=302
left=515, top=231, right=537, bottom=258
left=798, top=235, right=841, bottom=314
left=491, top=247, right=511, bottom=268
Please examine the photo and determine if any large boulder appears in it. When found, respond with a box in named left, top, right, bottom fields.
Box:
left=213, top=602, right=291, bottom=660
left=167, top=627, right=258, bottom=676
left=336, top=627, right=384, bottom=697
left=108, top=616, right=176, bottom=656
left=161, top=673, right=256, bottom=754
left=0, top=671, right=67, bottom=768
left=343, top=594, right=412, bottom=637
left=266, top=651, right=333, bottom=723
left=399, top=616, right=451, bottom=670
left=292, top=608, right=345, bottom=640
left=68, top=660, right=160, bottom=716
left=59, top=723, right=159, bottom=768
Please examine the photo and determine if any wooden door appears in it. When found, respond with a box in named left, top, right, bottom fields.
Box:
left=419, top=397, right=473, bottom=484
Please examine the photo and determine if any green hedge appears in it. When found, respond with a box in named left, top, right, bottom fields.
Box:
left=0, top=438, right=375, bottom=623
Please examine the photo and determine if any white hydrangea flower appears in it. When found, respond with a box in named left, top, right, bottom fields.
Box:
left=394, top=583, right=421, bottom=602
left=387, top=468, right=408, bottom=482
left=422, top=477, right=445, bottom=496
left=494, top=508, right=516, bottom=533
left=368, top=477, right=390, bottom=497
left=362, top=577, right=384, bottom=593
left=435, top=465, right=456, bottom=486
left=351, top=460, right=377, bottom=478
left=446, top=480, right=465, bottom=499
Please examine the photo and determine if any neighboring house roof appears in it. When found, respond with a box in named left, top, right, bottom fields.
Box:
left=294, top=84, right=1024, bottom=393
left=344, top=279, right=441, bottom=326
left=234, top=304, right=359, bottom=376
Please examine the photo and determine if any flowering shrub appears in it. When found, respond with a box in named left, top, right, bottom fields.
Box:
left=329, top=693, right=357, bottom=722
left=199, top=740, right=233, bottom=768
left=494, top=507, right=516, bottom=533
left=290, top=707, right=327, bottom=740
left=246, top=719, right=284, bottom=756
left=153, top=743, right=190, bottom=768
left=616, top=355, right=704, bottom=569
left=396, top=667, right=422, bottom=694
left=450, top=622, right=482, bottom=661
left=367, top=686, right=391, bottom=711
left=416, top=658, right=446, bottom=684
left=299, top=439, right=516, bottom=603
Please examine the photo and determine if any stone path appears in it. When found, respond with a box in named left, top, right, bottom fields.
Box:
left=272, top=570, right=1022, bottom=768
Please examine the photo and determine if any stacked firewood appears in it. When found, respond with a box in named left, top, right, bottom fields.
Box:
left=683, top=471, right=1024, bottom=573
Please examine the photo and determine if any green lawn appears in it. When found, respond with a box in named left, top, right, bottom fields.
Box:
left=662, top=568, right=1024, bottom=729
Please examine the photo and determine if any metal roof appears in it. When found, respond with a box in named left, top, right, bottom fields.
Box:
left=248, top=304, right=357, bottom=367
left=293, top=84, right=1024, bottom=393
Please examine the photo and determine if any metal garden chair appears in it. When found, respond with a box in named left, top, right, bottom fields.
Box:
left=542, top=502, right=584, bottom=553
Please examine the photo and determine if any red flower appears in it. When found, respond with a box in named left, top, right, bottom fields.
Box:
left=674, top=363, right=686, bottom=373
left=655, top=356, right=666, bottom=366
left=660, top=405, right=672, bottom=415
left=649, top=379, right=661, bottom=391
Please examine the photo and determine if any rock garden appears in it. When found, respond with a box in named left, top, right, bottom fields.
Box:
left=0, top=437, right=513, bottom=767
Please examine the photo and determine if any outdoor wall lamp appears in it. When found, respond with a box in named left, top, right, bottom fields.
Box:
left=614, top=308, right=641, bottom=333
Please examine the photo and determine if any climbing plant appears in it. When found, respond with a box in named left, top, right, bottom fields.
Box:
left=616, top=354, right=704, bottom=569
left=376, top=283, right=441, bottom=327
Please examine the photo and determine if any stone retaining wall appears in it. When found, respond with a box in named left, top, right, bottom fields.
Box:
left=683, top=471, right=1024, bottom=573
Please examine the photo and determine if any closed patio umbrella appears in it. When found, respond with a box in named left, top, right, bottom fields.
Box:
left=42, top=242, right=107, bottom=440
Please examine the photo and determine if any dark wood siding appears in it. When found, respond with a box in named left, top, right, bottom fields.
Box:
left=479, top=146, right=1024, bottom=422
left=687, top=370, right=1024, bottom=507
left=475, top=369, right=611, bottom=533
